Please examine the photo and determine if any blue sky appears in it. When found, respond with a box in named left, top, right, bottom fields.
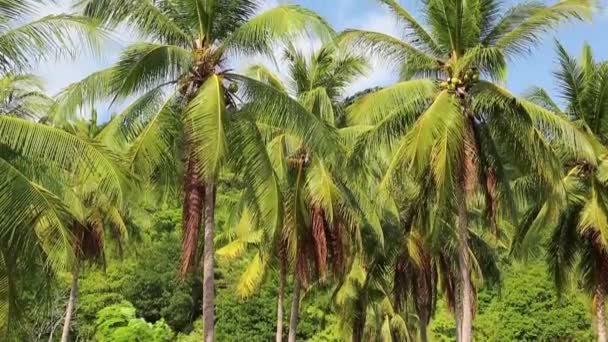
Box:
left=287, top=0, right=608, bottom=98
left=35, top=0, right=608, bottom=119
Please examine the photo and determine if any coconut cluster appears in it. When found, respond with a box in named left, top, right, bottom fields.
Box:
left=288, top=146, right=312, bottom=169
left=440, top=67, right=480, bottom=94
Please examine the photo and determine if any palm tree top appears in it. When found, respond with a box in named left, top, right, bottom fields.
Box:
left=340, top=0, right=594, bottom=82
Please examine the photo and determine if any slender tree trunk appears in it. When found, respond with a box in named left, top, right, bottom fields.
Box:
left=276, top=257, right=286, bottom=342
left=60, top=260, right=80, bottom=342
left=457, top=190, right=473, bottom=342
left=419, top=320, right=429, bottom=342
left=597, top=287, right=607, bottom=342
left=202, top=185, right=216, bottom=342
left=454, top=282, right=461, bottom=342
left=352, top=297, right=366, bottom=342
left=288, top=277, right=301, bottom=342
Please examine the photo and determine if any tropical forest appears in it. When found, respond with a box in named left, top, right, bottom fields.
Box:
left=2, top=0, right=608, bottom=341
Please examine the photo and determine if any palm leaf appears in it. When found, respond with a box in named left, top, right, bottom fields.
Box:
left=184, top=74, right=226, bottom=181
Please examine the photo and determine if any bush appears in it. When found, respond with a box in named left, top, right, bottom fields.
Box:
left=430, top=263, right=593, bottom=341
left=94, top=301, right=173, bottom=342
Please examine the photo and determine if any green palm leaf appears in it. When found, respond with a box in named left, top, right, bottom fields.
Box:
left=222, top=5, right=335, bottom=56
left=184, top=74, right=226, bottom=181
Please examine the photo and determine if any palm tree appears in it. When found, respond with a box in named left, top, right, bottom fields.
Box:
left=341, top=0, right=594, bottom=340
left=0, top=115, right=127, bottom=338
left=217, top=43, right=370, bottom=341
left=0, top=3, right=116, bottom=334
left=56, top=117, right=132, bottom=342
left=54, top=1, right=335, bottom=339
left=515, top=42, right=608, bottom=342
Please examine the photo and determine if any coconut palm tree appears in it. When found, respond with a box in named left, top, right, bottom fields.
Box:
left=217, top=43, right=371, bottom=342
left=0, top=115, right=127, bottom=338
left=54, top=1, right=335, bottom=339
left=333, top=171, right=501, bottom=342
left=0, top=3, right=116, bottom=333
left=514, top=42, right=608, bottom=342
left=341, top=0, right=595, bottom=340
left=55, top=117, right=133, bottom=342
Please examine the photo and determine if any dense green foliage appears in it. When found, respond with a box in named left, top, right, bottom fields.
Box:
left=431, top=263, right=594, bottom=341
left=10, top=209, right=596, bottom=341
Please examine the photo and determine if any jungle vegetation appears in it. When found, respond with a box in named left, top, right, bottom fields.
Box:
left=1, top=0, right=607, bottom=341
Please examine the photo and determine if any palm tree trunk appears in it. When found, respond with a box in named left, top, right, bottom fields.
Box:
left=457, top=191, right=473, bottom=342
left=287, top=277, right=301, bottom=342
left=276, top=257, right=286, bottom=342
left=419, top=319, right=429, bottom=342
left=60, top=259, right=80, bottom=342
left=597, top=286, right=607, bottom=342
left=180, top=157, right=204, bottom=276
left=352, top=294, right=366, bottom=342
left=454, top=292, right=461, bottom=342
left=202, top=185, right=216, bottom=342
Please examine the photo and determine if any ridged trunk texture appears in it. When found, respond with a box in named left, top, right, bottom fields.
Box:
left=276, top=255, right=286, bottom=342
left=457, top=118, right=477, bottom=342
left=60, top=260, right=80, bottom=342
left=288, top=277, right=301, bottom=342
left=180, top=157, right=205, bottom=276
left=311, top=206, right=327, bottom=280
left=457, top=188, right=473, bottom=342
left=202, top=185, right=216, bottom=342
left=597, top=287, right=607, bottom=342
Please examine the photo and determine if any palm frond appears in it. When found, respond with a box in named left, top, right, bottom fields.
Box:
left=0, top=15, right=107, bottom=72
left=79, top=0, right=191, bottom=46
left=230, top=74, right=342, bottom=159
left=0, top=116, right=127, bottom=205
left=51, top=67, right=116, bottom=122
left=378, top=0, right=441, bottom=55
left=222, top=5, right=335, bottom=57
left=338, top=29, right=439, bottom=70
left=112, top=42, right=191, bottom=99
left=346, top=79, right=436, bottom=125
left=245, top=64, right=286, bottom=92
left=493, top=0, right=593, bottom=58
left=184, top=74, right=226, bottom=181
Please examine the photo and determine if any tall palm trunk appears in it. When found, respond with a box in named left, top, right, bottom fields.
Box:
left=60, top=259, right=80, bottom=342
left=288, top=277, right=301, bottom=342
left=419, top=321, right=429, bottom=342
left=276, top=257, right=286, bottom=342
left=454, top=290, right=462, bottom=342
left=202, top=185, right=216, bottom=342
left=181, top=157, right=205, bottom=275
left=597, top=287, right=607, bottom=342
left=457, top=189, right=473, bottom=342
left=457, top=116, right=477, bottom=342
left=352, top=296, right=366, bottom=342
